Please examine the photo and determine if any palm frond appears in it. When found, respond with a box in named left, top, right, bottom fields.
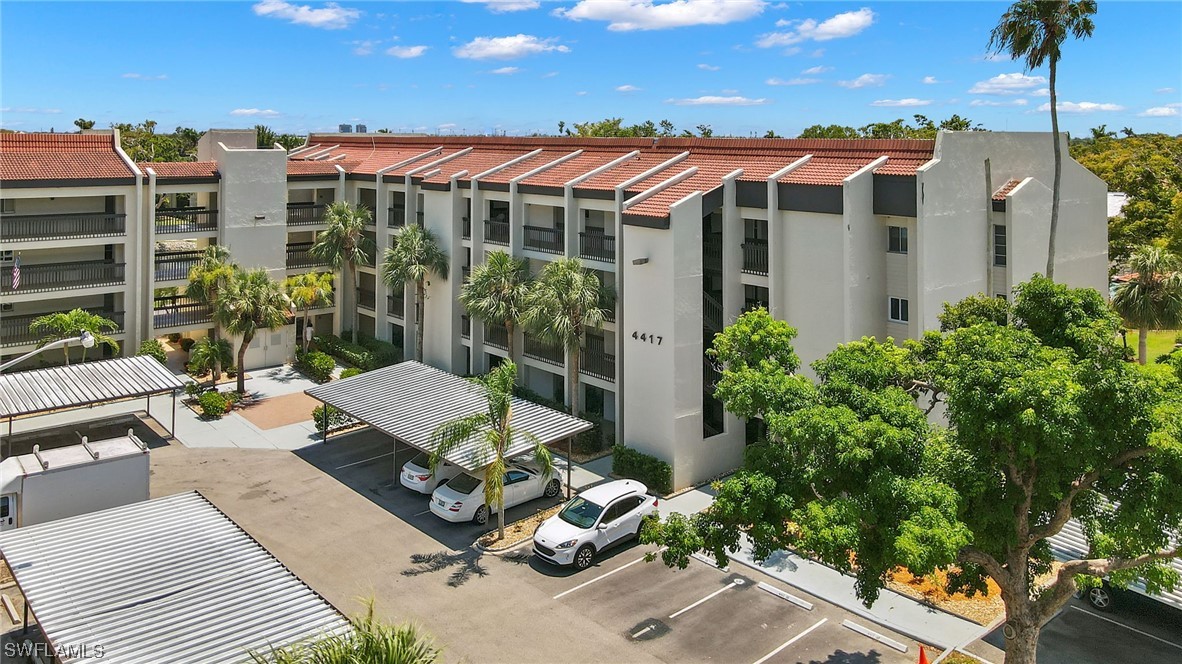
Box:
left=428, top=413, right=489, bottom=472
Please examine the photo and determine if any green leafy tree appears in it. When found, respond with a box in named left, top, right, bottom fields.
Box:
left=938, top=293, right=1012, bottom=331
left=74, top=118, right=95, bottom=131
left=188, top=337, right=234, bottom=388
left=30, top=309, right=119, bottom=364
left=561, top=117, right=679, bottom=138
left=1113, top=246, right=1182, bottom=364
left=311, top=202, right=375, bottom=345
left=428, top=361, right=555, bottom=540
left=255, top=124, right=277, bottom=149
left=213, top=268, right=291, bottom=394
left=381, top=224, right=448, bottom=362
left=520, top=258, right=614, bottom=416
left=459, top=251, right=530, bottom=362
left=284, top=272, right=335, bottom=353
left=276, top=134, right=306, bottom=151
left=250, top=600, right=439, bottom=664
left=798, top=124, right=862, bottom=139
left=990, top=0, right=1097, bottom=280
left=645, top=279, right=1182, bottom=664
left=137, top=339, right=167, bottom=365
left=186, top=245, right=238, bottom=381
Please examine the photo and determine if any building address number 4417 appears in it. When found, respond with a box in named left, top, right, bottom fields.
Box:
left=632, top=331, right=663, bottom=345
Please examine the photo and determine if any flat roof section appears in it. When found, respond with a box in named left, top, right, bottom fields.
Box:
left=305, top=361, right=592, bottom=471
left=0, top=356, right=186, bottom=419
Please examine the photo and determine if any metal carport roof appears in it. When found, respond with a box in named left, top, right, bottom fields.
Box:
left=305, top=361, right=592, bottom=472
left=1048, top=518, right=1182, bottom=611
left=0, top=355, right=185, bottom=418
left=0, top=491, right=351, bottom=663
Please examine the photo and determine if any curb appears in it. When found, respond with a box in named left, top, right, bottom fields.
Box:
left=474, top=536, right=534, bottom=556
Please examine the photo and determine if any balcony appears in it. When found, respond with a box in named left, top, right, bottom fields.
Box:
left=704, top=357, right=722, bottom=391
left=156, top=208, right=217, bottom=235
left=387, top=293, right=405, bottom=319
left=461, top=315, right=471, bottom=339
left=600, top=297, right=616, bottom=324
left=461, top=266, right=471, bottom=282
left=523, top=334, right=564, bottom=366
left=388, top=207, right=406, bottom=228
left=485, top=323, right=509, bottom=350
left=286, top=243, right=331, bottom=270
left=3, top=213, right=126, bottom=242
left=357, top=288, right=376, bottom=312
left=579, top=232, right=615, bottom=263
left=580, top=346, right=616, bottom=382
left=0, top=260, right=125, bottom=295
left=462, top=217, right=472, bottom=240
left=703, top=235, right=723, bottom=266
left=741, top=239, right=769, bottom=276
left=523, top=225, right=564, bottom=255
left=153, top=296, right=211, bottom=329
left=484, top=219, right=509, bottom=246
left=2, top=309, right=125, bottom=348
left=155, top=250, right=203, bottom=282
left=703, top=292, right=723, bottom=333
left=287, top=203, right=326, bottom=226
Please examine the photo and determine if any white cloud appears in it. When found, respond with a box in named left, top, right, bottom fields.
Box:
left=461, top=0, right=540, bottom=13
left=1035, top=101, right=1125, bottom=113
left=837, top=73, right=887, bottom=89
left=981, top=52, right=1009, bottom=62
left=0, top=107, right=61, bottom=114
left=1157, top=87, right=1176, bottom=94
left=351, top=40, right=378, bottom=56
left=251, top=0, right=360, bottom=29
left=666, top=95, right=769, bottom=106
left=1030, top=88, right=1050, bottom=97
left=555, top=0, right=766, bottom=31
left=542, top=71, right=559, bottom=78
left=970, top=98, right=1029, bottom=107
left=230, top=108, right=281, bottom=117
left=122, top=73, right=168, bottom=80
left=802, top=65, right=832, bottom=75
left=922, top=76, right=939, bottom=84
left=616, top=84, right=642, bottom=92
left=386, top=45, right=428, bottom=58
left=1139, top=106, right=1180, bottom=117
left=968, top=72, right=1047, bottom=95
left=576, top=91, right=589, bottom=96
left=490, top=66, right=521, bottom=75
left=757, top=8, right=874, bottom=48
left=698, top=63, right=721, bottom=71
left=870, top=98, right=932, bottom=107
left=453, top=34, right=569, bottom=59
left=766, top=77, right=820, bottom=86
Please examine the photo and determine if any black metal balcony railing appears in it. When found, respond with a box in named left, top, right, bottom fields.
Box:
left=461, top=315, right=471, bottom=339
left=286, top=203, right=326, bottom=226
left=3, top=213, right=126, bottom=242
left=704, top=357, right=722, bottom=391
left=156, top=208, right=217, bottom=235
left=484, top=219, right=509, bottom=245
left=154, top=250, right=203, bottom=282
left=580, top=346, right=616, bottom=382
left=387, top=293, right=405, bottom=319
left=462, top=217, right=472, bottom=240
left=153, top=296, right=212, bottom=329
left=703, top=292, right=723, bottom=333
left=741, top=239, right=769, bottom=276
left=286, top=243, right=331, bottom=270
left=360, top=237, right=377, bottom=267
left=704, top=236, right=723, bottom=265
left=485, top=324, right=509, bottom=350
left=579, top=232, right=616, bottom=262
left=1, top=309, right=125, bottom=348
left=388, top=207, right=405, bottom=228
left=523, top=225, right=564, bottom=254
left=0, top=260, right=125, bottom=294
left=524, top=334, right=564, bottom=366
left=357, top=289, right=376, bottom=311
left=461, top=266, right=471, bottom=282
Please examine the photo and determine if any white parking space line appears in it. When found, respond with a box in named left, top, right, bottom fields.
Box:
left=1069, top=605, right=1182, bottom=651
left=552, top=547, right=666, bottom=600
left=668, top=578, right=744, bottom=619
left=335, top=451, right=394, bottom=470
left=631, top=625, right=655, bottom=639
left=413, top=509, right=431, bottom=516
left=841, top=619, right=908, bottom=653
left=757, top=581, right=814, bottom=611
left=750, top=618, right=828, bottom=664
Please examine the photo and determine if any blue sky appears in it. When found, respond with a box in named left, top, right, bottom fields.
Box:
left=2, top=1, right=1179, bottom=138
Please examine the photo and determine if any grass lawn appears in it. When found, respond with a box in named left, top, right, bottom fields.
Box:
left=1124, top=329, right=1181, bottom=361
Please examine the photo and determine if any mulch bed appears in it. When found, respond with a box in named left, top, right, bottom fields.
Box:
left=478, top=504, right=563, bottom=550
left=235, top=391, right=322, bottom=430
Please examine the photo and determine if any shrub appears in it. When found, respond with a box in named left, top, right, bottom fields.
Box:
left=166, top=333, right=182, bottom=343
left=299, top=350, right=336, bottom=383
left=315, top=333, right=402, bottom=371
left=612, top=444, right=672, bottom=495
left=340, top=367, right=364, bottom=379
left=184, top=381, right=204, bottom=398
left=513, top=384, right=567, bottom=413
left=226, top=365, right=238, bottom=377
left=312, top=404, right=354, bottom=432
left=179, top=337, right=196, bottom=352
left=136, top=339, right=167, bottom=365
left=575, top=412, right=614, bottom=456
left=199, top=391, right=227, bottom=418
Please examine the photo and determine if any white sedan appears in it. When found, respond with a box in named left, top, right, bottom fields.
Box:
left=429, top=462, right=562, bottom=524
left=533, top=479, right=658, bottom=570
left=400, top=451, right=461, bottom=494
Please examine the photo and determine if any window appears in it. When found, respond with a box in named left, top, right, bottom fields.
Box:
left=889, top=297, right=910, bottom=323
left=888, top=226, right=908, bottom=254
left=603, top=495, right=645, bottom=523
left=0, top=199, right=13, bottom=214
left=0, top=495, right=9, bottom=519
left=993, top=225, right=1007, bottom=267
left=504, top=470, right=530, bottom=485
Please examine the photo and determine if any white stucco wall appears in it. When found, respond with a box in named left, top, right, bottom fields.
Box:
left=213, top=143, right=288, bottom=279
left=779, top=210, right=846, bottom=370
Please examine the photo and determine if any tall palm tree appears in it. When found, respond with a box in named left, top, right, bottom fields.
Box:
left=429, top=361, right=554, bottom=541
left=213, top=268, right=291, bottom=394
left=30, top=309, right=119, bottom=364
left=381, top=224, right=449, bottom=362
left=187, top=245, right=237, bottom=380
left=459, top=251, right=530, bottom=362
left=311, top=202, right=374, bottom=344
left=188, top=337, right=234, bottom=388
left=520, top=258, right=614, bottom=417
left=284, top=272, right=334, bottom=352
left=990, top=0, right=1097, bottom=281
left=1113, top=246, right=1182, bottom=364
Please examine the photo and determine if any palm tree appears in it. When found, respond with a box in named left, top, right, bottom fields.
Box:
left=30, top=309, right=120, bottom=364
left=284, top=272, right=334, bottom=353
left=520, top=258, right=614, bottom=417
left=249, top=600, right=439, bottom=664
left=255, top=124, right=277, bottom=149
left=989, top=0, right=1097, bottom=281
left=459, top=251, right=530, bottom=362
left=381, top=224, right=449, bottom=362
left=429, top=361, right=554, bottom=541
left=187, top=245, right=237, bottom=380
left=1113, top=246, right=1182, bottom=364
left=213, top=268, right=291, bottom=394
left=310, top=202, right=374, bottom=344
left=188, top=337, right=234, bottom=388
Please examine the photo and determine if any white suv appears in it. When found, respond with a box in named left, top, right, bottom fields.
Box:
left=533, top=479, right=658, bottom=570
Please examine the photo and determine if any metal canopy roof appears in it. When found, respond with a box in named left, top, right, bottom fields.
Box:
left=306, top=361, right=592, bottom=472
left=0, top=491, right=351, bottom=663
left=1048, top=519, right=1182, bottom=611
left=0, top=355, right=185, bottom=418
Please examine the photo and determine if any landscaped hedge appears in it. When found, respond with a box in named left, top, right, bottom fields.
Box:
left=340, top=367, right=364, bottom=379
left=298, top=350, right=336, bottom=383
left=199, top=391, right=228, bottom=418
left=312, top=404, right=355, bottom=432
left=513, top=385, right=615, bottom=455
left=315, top=333, right=402, bottom=371
left=137, top=339, right=167, bottom=365
left=612, top=445, right=672, bottom=495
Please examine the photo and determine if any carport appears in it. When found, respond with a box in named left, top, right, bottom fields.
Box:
left=305, top=361, right=592, bottom=495
left=0, top=355, right=186, bottom=458
left=0, top=491, right=351, bottom=663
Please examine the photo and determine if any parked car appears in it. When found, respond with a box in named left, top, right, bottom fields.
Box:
left=533, top=479, right=658, bottom=570
left=429, top=462, right=562, bottom=524
left=400, top=451, right=462, bottom=494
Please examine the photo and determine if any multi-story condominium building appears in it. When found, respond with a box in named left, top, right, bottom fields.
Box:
left=0, top=129, right=1107, bottom=488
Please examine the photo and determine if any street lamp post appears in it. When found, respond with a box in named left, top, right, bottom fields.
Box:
left=0, top=331, right=95, bottom=373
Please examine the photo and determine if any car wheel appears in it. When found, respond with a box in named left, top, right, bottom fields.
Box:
left=1087, top=585, right=1114, bottom=611
left=544, top=479, right=561, bottom=498
left=574, top=544, right=595, bottom=570
left=473, top=505, right=489, bottom=525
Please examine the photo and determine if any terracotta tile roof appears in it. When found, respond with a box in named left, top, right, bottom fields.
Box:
left=416, top=149, right=545, bottom=185
left=1, top=132, right=137, bottom=182
left=993, top=178, right=1023, bottom=201
left=516, top=150, right=640, bottom=188
left=287, top=160, right=350, bottom=176
left=140, top=161, right=219, bottom=179
left=779, top=159, right=866, bottom=186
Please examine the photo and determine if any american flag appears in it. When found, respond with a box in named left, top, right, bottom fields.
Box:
left=10, top=255, right=19, bottom=290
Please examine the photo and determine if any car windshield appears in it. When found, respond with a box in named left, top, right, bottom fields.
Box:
left=446, top=473, right=481, bottom=495
left=558, top=497, right=604, bottom=529
left=408, top=451, right=431, bottom=469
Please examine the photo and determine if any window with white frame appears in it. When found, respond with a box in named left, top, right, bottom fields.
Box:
left=888, top=226, right=908, bottom=254
left=889, top=297, right=909, bottom=323
left=993, top=224, right=1007, bottom=267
